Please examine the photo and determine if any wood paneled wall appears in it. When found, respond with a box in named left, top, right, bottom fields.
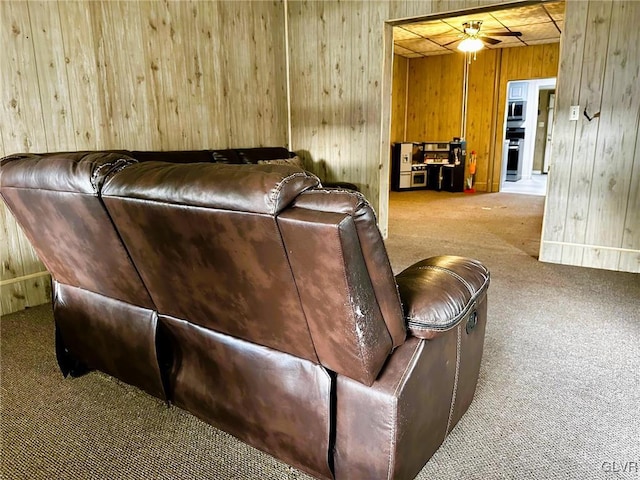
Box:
left=540, top=0, right=640, bottom=272
left=405, top=53, right=465, bottom=142
left=401, top=44, right=559, bottom=191
left=0, top=0, right=288, bottom=314
left=391, top=55, right=408, bottom=144
left=287, top=1, right=388, bottom=210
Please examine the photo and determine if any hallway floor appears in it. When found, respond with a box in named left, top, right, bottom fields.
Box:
left=500, top=173, right=548, bottom=196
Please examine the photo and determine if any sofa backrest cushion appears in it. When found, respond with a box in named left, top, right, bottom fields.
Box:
left=0, top=152, right=154, bottom=308
left=128, top=150, right=219, bottom=164
left=102, top=162, right=322, bottom=362
left=127, top=148, right=293, bottom=166
left=102, top=161, right=316, bottom=214
left=235, top=147, right=293, bottom=163
left=278, top=189, right=406, bottom=385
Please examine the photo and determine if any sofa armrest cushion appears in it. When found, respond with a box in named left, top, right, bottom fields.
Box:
left=396, top=255, right=489, bottom=339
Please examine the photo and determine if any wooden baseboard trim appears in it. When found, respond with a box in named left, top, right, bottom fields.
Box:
left=0, top=271, right=50, bottom=287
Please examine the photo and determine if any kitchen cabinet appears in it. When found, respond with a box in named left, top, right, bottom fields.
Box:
left=425, top=141, right=466, bottom=192
left=508, top=81, right=528, bottom=100
left=392, top=141, right=466, bottom=192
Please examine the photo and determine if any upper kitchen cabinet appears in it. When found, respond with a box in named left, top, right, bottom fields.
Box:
left=508, top=82, right=529, bottom=100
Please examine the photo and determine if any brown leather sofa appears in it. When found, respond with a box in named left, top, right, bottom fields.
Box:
left=0, top=150, right=489, bottom=480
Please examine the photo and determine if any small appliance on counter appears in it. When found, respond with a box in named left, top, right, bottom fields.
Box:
left=507, top=101, right=526, bottom=126
left=424, top=139, right=466, bottom=192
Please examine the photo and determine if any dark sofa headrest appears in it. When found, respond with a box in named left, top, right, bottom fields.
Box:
left=128, top=151, right=218, bottom=164
left=235, top=147, right=293, bottom=163
left=0, top=152, right=137, bottom=194
left=126, top=148, right=292, bottom=165
left=103, top=162, right=321, bottom=215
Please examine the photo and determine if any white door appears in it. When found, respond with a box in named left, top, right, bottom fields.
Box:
left=543, top=93, right=555, bottom=174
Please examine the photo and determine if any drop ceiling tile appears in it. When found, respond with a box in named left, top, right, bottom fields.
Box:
left=396, top=38, right=438, bottom=52
left=491, top=36, right=524, bottom=46
left=525, top=38, right=561, bottom=46
left=444, top=15, right=504, bottom=33
left=404, top=20, right=456, bottom=37
left=394, top=27, right=421, bottom=41
left=427, top=50, right=456, bottom=56
left=394, top=45, right=415, bottom=57
left=429, top=34, right=463, bottom=48
left=499, top=42, right=527, bottom=49
left=493, top=5, right=551, bottom=27
left=515, top=22, right=561, bottom=43
left=416, top=43, right=450, bottom=54
left=542, top=1, right=565, bottom=21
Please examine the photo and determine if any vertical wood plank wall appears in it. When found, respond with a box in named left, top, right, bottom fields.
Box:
left=391, top=55, right=408, bottom=144
left=540, top=0, right=640, bottom=272
left=405, top=53, right=466, bottom=142
left=0, top=0, right=288, bottom=315
left=401, top=44, right=559, bottom=192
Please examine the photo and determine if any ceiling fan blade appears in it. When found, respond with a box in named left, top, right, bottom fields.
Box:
left=484, top=31, right=522, bottom=37
left=481, top=37, right=502, bottom=45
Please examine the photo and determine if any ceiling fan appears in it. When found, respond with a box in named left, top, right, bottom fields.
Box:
left=445, top=20, right=522, bottom=51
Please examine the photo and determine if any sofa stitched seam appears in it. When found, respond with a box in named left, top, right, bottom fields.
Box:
left=336, top=216, right=370, bottom=381
left=388, top=340, right=423, bottom=480
left=446, top=324, right=462, bottom=435
left=405, top=298, right=479, bottom=332
left=406, top=266, right=489, bottom=331
left=301, top=188, right=378, bottom=222
left=304, top=188, right=403, bottom=347
left=415, top=265, right=488, bottom=295
left=386, top=396, right=398, bottom=480
left=351, top=204, right=401, bottom=349
left=2, top=185, right=97, bottom=196
left=269, top=172, right=318, bottom=215
left=97, top=194, right=157, bottom=310
left=90, top=158, right=138, bottom=193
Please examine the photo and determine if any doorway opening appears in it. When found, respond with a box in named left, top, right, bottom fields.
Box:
left=381, top=2, right=564, bottom=216
left=500, top=78, right=556, bottom=196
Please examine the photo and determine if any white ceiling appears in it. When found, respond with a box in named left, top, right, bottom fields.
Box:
left=393, top=1, right=564, bottom=58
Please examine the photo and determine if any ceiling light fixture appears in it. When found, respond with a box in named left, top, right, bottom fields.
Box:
left=457, top=37, right=484, bottom=53
left=458, top=37, right=483, bottom=63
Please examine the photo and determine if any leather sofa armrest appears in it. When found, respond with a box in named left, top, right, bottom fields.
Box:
left=396, top=255, right=489, bottom=339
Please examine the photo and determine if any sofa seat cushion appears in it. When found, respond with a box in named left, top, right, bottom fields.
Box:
left=396, top=255, right=490, bottom=339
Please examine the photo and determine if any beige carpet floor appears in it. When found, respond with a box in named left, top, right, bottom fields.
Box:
left=1, top=190, right=639, bottom=479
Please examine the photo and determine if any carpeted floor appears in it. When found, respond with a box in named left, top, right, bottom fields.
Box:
left=1, top=190, right=639, bottom=479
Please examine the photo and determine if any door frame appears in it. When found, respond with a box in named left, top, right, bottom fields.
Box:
left=379, top=0, right=561, bottom=235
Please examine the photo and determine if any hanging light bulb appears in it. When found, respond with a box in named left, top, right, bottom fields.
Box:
left=457, top=37, right=484, bottom=53
left=458, top=37, right=484, bottom=63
